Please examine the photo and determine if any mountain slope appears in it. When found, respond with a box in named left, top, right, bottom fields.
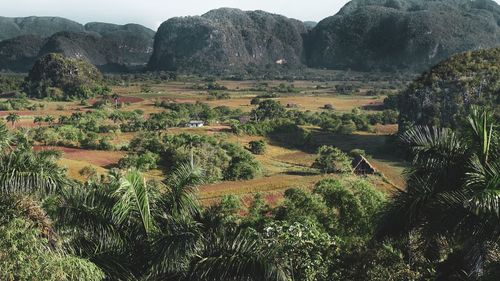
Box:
left=398, top=47, right=500, bottom=129
left=148, top=8, right=308, bottom=74
left=0, top=16, right=84, bottom=41
left=306, top=0, right=500, bottom=71
left=0, top=16, right=155, bottom=72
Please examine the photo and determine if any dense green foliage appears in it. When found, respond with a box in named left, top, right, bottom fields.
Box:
left=312, top=145, right=352, bottom=174
left=399, top=47, right=500, bottom=129
left=378, top=106, right=500, bottom=279
left=128, top=133, right=260, bottom=182
left=25, top=53, right=106, bottom=100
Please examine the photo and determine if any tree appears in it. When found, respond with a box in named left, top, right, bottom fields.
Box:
left=252, top=100, right=285, bottom=121
left=312, top=146, right=352, bottom=174
left=44, top=115, right=55, bottom=126
left=377, top=106, right=499, bottom=278
left=6, top=112, right=20, bottom=127
left=33, top=116, right=44, bottom=126
left=0, top=217, right=105, bottom=281
left=249, top=140, right=266, bottom=155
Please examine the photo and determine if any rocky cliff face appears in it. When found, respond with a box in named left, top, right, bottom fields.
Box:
left=148, top=8, right=308, bottom=74
left=0, top=17, right=155, bottom=72
left=306, top=0, right=500, bottom=72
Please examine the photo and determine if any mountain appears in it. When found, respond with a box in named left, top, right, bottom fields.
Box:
left=306, top=0, right=500, bottom=72
left=38, top=32, right=127, bottom=72
left=0, top=35, right=45, bottom=72
left=0, top=16, right=155, bottom=72
left=148, top=8, right=308, bottom=74
left=0, top=16, right=84, bottom=41
left=398, top=47, right=500, bottom=129
left=84, top=23, right=155, bottom=65
left=26, top=53, right=103, bottom=99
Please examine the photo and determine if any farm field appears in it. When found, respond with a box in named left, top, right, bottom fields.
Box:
left=1, top=76, right=408, bottom=204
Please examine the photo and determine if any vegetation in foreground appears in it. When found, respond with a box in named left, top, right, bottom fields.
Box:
left=0, top=102, right=498, bottom=280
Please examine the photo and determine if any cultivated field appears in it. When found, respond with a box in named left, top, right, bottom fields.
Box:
left=2, top=75, right=409, bottom=204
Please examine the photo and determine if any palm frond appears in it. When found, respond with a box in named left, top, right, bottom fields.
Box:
left=400, top=126, right=467, bottom=171
left=467, top=105, right=495, bottom=163
left=113, top=169, right=155, bottom=234
left=56, top=184, right=128, bottom=253
left=0, top=148, right=67, bottom=195
left=464, top=155, right=500, bottom=216
left=148, top=215, right=204, bottom=278
left=0, top=121, right=11, bottom=151
left=189, top=229, right=289, bottom=281
left=160, top=162, right=204, bottom=217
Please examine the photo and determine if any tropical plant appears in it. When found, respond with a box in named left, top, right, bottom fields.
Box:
left=312, top=145, right=352, bottom=174
left=6, top=112, right=20, bottom=127
left=377, top=106, right=499, bottom=278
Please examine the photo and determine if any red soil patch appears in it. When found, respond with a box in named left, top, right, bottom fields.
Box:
left=33, top=146, right=124, bottom=167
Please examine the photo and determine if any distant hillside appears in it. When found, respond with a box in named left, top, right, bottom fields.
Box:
left=26, top=53, right=104, bottom=99
left=0, top=16, right=84, bottom=41
left=399, top=47, right=500, bottom=129
left=84, top=23, right=155, bottom=65
left=148, top=8, right=308, bottom=74
left=306, top=0, right=500, bottom=72
left=0, top=35, right=45, bottom=72
left=0, top=16, right=155, bottom=72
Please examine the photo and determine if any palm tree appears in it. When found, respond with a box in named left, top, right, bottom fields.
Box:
left=33, top=116, right=44, bottom=126
left=0, top=148, right=67, bottom=195
left=44, top=115, right=55, bottom=126
left=377, top=106, right=499, bottom=277
left=55, top=163, right=289, bottom=281
left=6, top=112, right=19, bottom=127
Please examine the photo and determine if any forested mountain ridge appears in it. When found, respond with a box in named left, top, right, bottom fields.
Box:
left=398, top=47, right=500, bottom=129
left=306, top=0, right=500, bottom=71
left=147, top=8, right=308, bottom=74
left=0, top=16, right=155, bottom=72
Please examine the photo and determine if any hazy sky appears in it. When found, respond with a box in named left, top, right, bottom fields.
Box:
left=2, top=0, right=352, bottom=30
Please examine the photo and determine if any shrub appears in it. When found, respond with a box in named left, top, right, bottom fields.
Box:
left=248, top=140, right=266, bottom=155
left=118, top=152, right=160, bottom=171
left=312, top=145, right=352, bottom=174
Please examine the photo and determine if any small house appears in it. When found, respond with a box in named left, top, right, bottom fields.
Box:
left=186, top=120, right=204, bottom=128
left=352, top=155, right=376, bottom=175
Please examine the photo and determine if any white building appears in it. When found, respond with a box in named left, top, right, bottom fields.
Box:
left=186, top=120, right=204, bottom=128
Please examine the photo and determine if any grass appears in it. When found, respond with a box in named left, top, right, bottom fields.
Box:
left=3, top=76, right=407, bottom=203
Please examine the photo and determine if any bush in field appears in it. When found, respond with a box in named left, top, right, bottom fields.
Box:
left=339, top=120, right=357, bottom=134
left=312, top=145, right=351, bottom=174
left=248, top=140, right=266, bottom=155
left=251, top=99, right=286, bottom=121
left=128, top=133, right=260, bottom=183
left=118, top=151, right=160, bottom=171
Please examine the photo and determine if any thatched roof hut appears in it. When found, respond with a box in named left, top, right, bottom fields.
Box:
left=352, top=155, right=376, bottom=175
